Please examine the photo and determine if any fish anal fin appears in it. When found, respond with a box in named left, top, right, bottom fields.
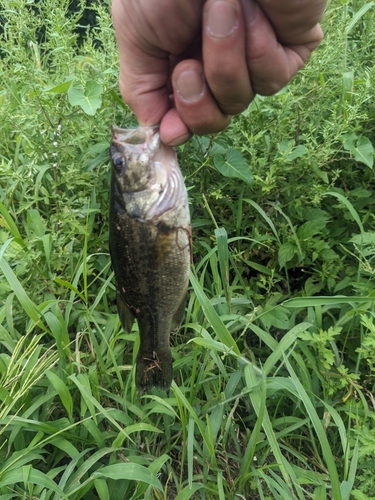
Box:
left=117, top=289, right=135, bottom=333
left=171, top=295, right=187, bottom=332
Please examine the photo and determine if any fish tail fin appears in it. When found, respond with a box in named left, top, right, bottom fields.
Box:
left=135, top=350, right=173, bottom=391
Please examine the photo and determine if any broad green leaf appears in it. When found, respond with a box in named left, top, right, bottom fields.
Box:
left=210, top=142, right=226, bottom=155
left=304, top=277, right=324, bottom=296
left=286, top=145, right=306, bottom=162
left=306, top=480, right=327, bottom=497
left=350, top=187, right=372, bottom=198
left=303, top=207, right=330, bottom=222
left=140, top=395, right=177, bottom=418
left=68, top=80, right=103, bottom=115
left=260, top=306, right=290, bottom=330
left=344, top=135, right=374, bottom=168
left=92, top=463, right=162, bottom=491
left=44, top=77, right=75, bottom=93
left=214, top=148, right=253, bottom=184
left=44, top=311, right=69, bottom=353
left=350, top=232, right=375, bottom=246
left=297, top=220, right=326, bottom=240
left=278, top=242, right=297, bottom=268
left=353, top=136, right=373, bottom=168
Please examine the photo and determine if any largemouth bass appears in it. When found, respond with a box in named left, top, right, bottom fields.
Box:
left=109, top=125, right=191, bottom=391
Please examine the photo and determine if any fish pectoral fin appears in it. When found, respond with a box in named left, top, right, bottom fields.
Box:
left=117, top=290, right=135, bottom=333
left=171, top=295, right=187, bottom=332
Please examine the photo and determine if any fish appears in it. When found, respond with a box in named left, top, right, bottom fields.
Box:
left=109, top=124, right=191, bottom=391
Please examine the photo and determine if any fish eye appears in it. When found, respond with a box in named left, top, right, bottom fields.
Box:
left=111, top=149, right=126, bottom=171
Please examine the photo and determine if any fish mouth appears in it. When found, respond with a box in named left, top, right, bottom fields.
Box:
left=111, top=124, right=160, bottom=151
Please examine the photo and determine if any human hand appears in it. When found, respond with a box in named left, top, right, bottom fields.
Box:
left=112, top=0, right=326, bottom=146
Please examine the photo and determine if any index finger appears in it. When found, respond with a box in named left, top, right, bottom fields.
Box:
left=112, top=0, right=171, bottom=126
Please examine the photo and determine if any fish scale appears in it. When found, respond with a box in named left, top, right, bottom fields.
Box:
left=109, top=125, right=191, bottom=390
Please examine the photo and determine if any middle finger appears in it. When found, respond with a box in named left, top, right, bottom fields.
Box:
left=202, top=0, right=254, bottom=115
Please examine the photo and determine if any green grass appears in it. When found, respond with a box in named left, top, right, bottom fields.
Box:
left=1, top=0, right=375, bottom=498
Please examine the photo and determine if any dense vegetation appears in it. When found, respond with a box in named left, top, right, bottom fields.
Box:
left=1, top=0, right=375, bottom=498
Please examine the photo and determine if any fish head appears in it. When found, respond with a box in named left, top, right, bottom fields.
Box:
left=110, top=125, right=161, bottom=193
left=110, top=124, right=187, bottom=221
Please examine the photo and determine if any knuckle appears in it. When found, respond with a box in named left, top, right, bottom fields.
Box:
left=219, top=100, right=249, bottom=115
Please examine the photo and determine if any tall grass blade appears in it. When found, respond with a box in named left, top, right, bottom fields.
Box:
left=69, top=374, right=135, bottom=444
left=263, top=322, right=311, bottom=375
left=92, top=463, right=163, bottom=491
left=45, top=370, right=73, bottom=421
left=190, top=272, right=240, bottom=355
left=174, top=483, right=204, bottom=500
left=244, top=198, right=280, bottom=243
left=284, top=296, right=375, bottom=308
left=326, top=192, right=364, bottom=234
left=0, top=468, right=68, bottom=499
left=94, top=478, right=110, bottom=500
left=0, top=202, right=26, bottom=248
left=341, top=439, right=359, bottom=500
left=0, top=254, right=48, bottom=332
left=284, top=358, right=342, bottom=499
left=345, top=2, right=375, bottom=34
left=245, top=364, right=303, bottom=499
left=215, top=227, right=231, bottom=312
left=187, top=416, right=194, bottom=487
left=172, top=381, right=214, bottom=460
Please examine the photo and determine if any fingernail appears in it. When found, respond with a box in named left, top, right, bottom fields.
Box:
left=241, top=0, right=259, bottom=25
left=176, top=70, right=205, bottom=103
left=207, top=0, right=239, bottom=38
left=168, top=133, right=192, bottom=147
